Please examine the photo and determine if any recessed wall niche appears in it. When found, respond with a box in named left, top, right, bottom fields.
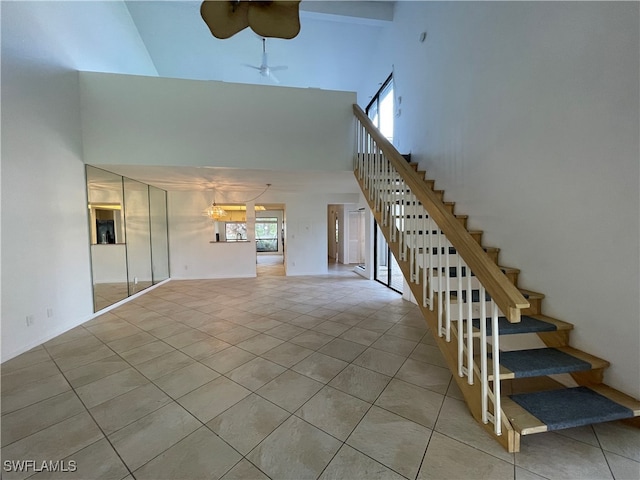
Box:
left=86, top=166, right=169, bottom=311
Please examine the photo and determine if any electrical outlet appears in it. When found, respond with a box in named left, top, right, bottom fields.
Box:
left=47, top=308, right=54, bottom=318
left=26, top=315, right=34, bottom=327
left=134, top=277, right=139, bottom=285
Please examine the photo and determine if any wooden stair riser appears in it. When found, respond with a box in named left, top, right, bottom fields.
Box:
left=469, top=230, right=483, bottom=245
left=500, top=267, right=520, bottom=287
left=521, top=296, right=543, bottom=315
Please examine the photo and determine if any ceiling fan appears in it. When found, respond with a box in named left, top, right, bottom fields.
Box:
left=201, top=1, right=301, bottom=40
left=244, top=38, right=288, bottom=83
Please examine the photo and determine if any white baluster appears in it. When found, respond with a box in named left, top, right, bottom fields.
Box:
left=382, top=158, right=388, bottom=227
left=466, top=270, right=474, bottom=385
left=444, top=238, right=451, bottom=341
left=427, top=216, right=434, bottom=311
left=480, top=284, right=488, bottom=423
left=491, top=300, right=502, bottom=435
left=457, top=256, right=464, bottom=377
left=410, top=191, right=416, bottom=270
left=437, top=227, right=443, bottom=337
left=389, top=171, right=395, bottom=242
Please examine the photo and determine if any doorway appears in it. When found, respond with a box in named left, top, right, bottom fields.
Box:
left=327, top=204, right=364, bottom=267
left=256, top=208, right=285, bottom=276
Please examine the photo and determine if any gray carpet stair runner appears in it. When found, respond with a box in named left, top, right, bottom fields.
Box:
left=478, top=318, right=635, bottom=432
left=472, top=315, right=556, bottom=335
left=498, top=348, right=591, bottom=378
left=509, top=387, right=634, bottom=430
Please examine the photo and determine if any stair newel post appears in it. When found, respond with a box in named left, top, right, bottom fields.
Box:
left=457, top=256, right=465, bottom=377
left=491, top=300, right=502, bottom=435
left=466, top=269, right=474, bottom=385
left=480, top=284, right=489, bottom=424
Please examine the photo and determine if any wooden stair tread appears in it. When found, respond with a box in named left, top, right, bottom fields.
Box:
left=519, top=289, right=545, bottom=300
left=555, top=346, right=610, bottom=371
left=502, top=396, right=549, bottom=435
left=527, top=314, right=573, bottom=331
left=499, top=266, right=520, bottom=275
left=504, top=386, right=637, bottom=434
left=589, top=384, right=640, bottom=416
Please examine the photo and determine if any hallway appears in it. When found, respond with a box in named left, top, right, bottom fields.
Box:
left=256, top=255, right=285, bottom=277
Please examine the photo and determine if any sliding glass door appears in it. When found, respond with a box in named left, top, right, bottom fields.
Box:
left=374, top=224, right=403, bottom=294
left=369, top=73, right=402, bottom=293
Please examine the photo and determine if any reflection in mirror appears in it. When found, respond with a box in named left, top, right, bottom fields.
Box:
left=149, top=186, right=169, bottom=284
left=86, top=166, right=128, bottom=311
left=86, top=166, right=170, bottom=312
left=123, top=178, right=153, bottom=295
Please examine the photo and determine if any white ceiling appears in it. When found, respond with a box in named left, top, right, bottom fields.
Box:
left=100, top=164, right=363, bottom=198
left=125, top=1, right=392, bottom=92
left=101, top=1, right=394, bottom=193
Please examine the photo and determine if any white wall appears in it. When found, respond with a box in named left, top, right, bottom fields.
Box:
left=79, top=72, right=356, bottom=173
left=168, top=191, right=359, bottom=279
left=284, top=194, right=359, bottom=276
left=168, top=191, right=257, bottom=280
left=1, top=1, right=158, bottom=361
left=366, top=2, right=640, bottom=397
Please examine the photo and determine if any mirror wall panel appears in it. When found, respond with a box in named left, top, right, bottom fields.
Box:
left=149, top=186, right=169, bottom=284
left=87, top=166, right=128, bottom=311
left=123, top=178, right=153, bottom=295
left=86, top=166, right=169, bottom=312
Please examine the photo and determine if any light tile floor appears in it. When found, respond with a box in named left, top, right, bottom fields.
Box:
left=2, top=265, right=639, bottom=480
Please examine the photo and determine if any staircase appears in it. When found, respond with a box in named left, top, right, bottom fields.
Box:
left=352, top=104, right=639, bottom=452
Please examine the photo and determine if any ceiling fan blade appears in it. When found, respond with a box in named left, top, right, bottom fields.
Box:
left=268, top=72, right=281, bottom=84
left=269, top=66, right=288, bottom=72
left=200, top=1, right=249, bottom=39
left=247, top=1, right=301, bottom=39
left=242, top=64, right=261, bottom=71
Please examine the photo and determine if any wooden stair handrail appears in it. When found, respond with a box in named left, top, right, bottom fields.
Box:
left=353, top=103, right=529, bottom=322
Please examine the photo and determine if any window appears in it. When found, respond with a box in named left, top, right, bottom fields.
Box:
left=225, top=222, right=247, bottom=241
left=367, top=73, right=402, bottom=294
left=366, top=73, right=394, bottom=143
left=256, top=217, right=278, bottom=252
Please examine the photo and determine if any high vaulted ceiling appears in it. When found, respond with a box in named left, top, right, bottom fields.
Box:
left=105, top=1, right=395, bottom=194
left=4, top=1, right=395, bottom=195
left=126, top=1, right=393, bottom=96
